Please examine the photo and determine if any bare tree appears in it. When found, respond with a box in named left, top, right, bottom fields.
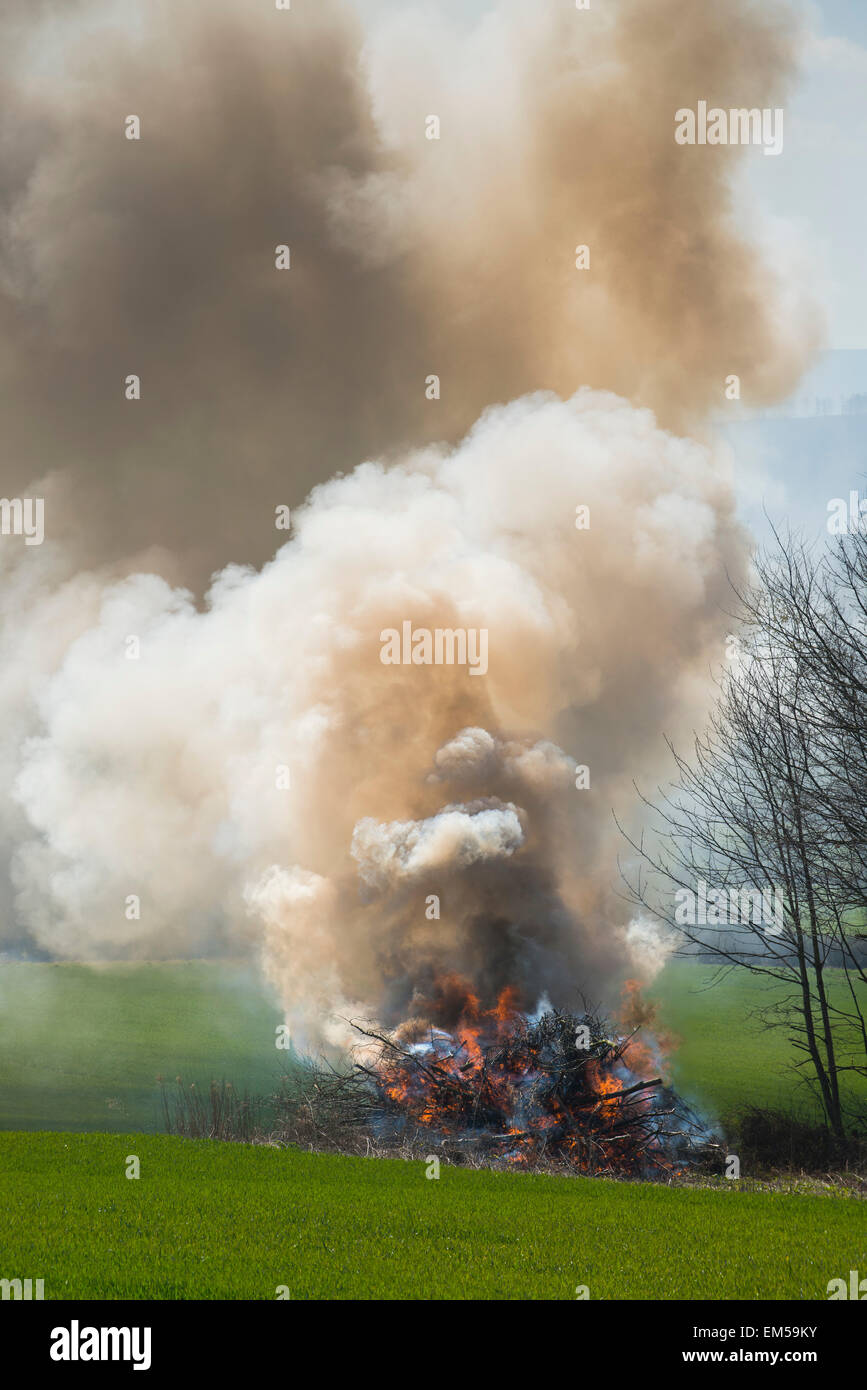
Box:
left=738, top=528, right=867, bottom=1033
left=619, top=526, right=867, bottom=1139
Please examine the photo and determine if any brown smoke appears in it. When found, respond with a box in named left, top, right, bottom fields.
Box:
left=0, top=0, right=820, bottom=1047
left=0, top=0, right=816, bottom=581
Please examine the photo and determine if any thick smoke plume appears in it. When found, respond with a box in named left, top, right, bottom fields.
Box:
left=0, top=0, right=817, bottom=1047
left=6, top=391, right=750, bottom=1046
left=0, top=0, right=815, bottom=578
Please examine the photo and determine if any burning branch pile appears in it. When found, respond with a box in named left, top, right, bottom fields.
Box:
left=274, top=991, right=720, bottom=1179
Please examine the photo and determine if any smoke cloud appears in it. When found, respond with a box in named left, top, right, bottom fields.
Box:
left=0, top=0, right=818, bottom=1045
left=6, top=389, right=747, bottom=1044
left=0, top=0, right=816, bottom=577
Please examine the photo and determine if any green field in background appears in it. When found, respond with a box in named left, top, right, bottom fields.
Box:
left=1, top=1130, right=862, bottom=1300
left=650, top=961, right=866, bottom=1128
left=0, top=958, right=863, bottom=1134
left=0, top=961, right=283, bottom=1132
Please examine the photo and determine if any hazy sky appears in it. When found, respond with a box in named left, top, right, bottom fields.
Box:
left=756, top=0, right=867, bottom=348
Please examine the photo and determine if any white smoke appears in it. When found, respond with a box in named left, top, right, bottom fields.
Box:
left=1, top=388, right=747, bottom=1039
left=351, top=802, right=526, bottom=886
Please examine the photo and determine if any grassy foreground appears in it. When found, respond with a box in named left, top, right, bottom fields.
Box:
left=1, top=1131, right=863, bottom=1300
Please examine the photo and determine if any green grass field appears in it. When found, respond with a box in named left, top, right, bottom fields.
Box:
left=0, top=960, right=283, bottom=1132
left=651, top=962, right=867, bottom=1129
left=1, top=1130, right=863, bottom=1300
left=0, top=958, right=862, bottom=1134
left=1, top=960, right=863, bottom=1301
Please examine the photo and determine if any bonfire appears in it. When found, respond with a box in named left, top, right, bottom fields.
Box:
left=277, top=983, right=721, bottom=1179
